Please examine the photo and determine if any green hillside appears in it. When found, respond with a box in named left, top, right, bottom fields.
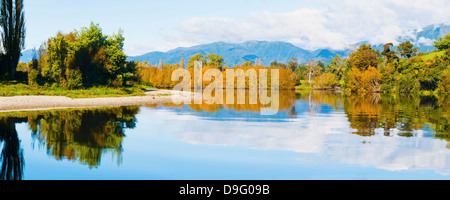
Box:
left=422, top=51, right=445, bottom=61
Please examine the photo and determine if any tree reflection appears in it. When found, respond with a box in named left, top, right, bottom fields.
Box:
left=147, top=90, right=299, bottom=117
left=0, top=117, right=26, bottom=180
left=30, top=106, right=139, bottom=168
left=344, top=94, right=381, bottom=136
left=341, top=93, right=450, bottom=141
left=0, top=106, right=139, bottom=177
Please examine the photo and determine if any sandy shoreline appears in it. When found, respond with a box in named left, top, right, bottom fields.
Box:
left=0, top=89, right=195, bottom=113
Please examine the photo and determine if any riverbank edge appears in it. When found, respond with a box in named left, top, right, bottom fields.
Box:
left=0, top=89, right=195, bottom=113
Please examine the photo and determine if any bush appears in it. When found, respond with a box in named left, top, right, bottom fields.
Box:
left=65, top=69, right=83, bottom=90
left=438, top=68, right=450, bottom=94
left=314, top=72, right=337, bottom=89
left=28, top=69, right=41, bottom=86
left=397, top=74, right=420, bottom=93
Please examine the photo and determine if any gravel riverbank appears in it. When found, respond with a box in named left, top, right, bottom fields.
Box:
left=0, top=89, right=195, bottom=112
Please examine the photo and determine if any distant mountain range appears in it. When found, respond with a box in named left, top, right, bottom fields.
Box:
left=20, top=23, right=450, bottom=66
left=128, top=41, right=353, bottom=67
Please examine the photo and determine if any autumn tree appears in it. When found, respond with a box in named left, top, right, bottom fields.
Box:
left=241, top=61, right=253, bottom=68
left=0, top=0, right=26, bottom=79
left=345, top=44, right=381, bottom=93
left=306, top=60, right=322, bottom=87
left=314, top=72, right=337, bottom=89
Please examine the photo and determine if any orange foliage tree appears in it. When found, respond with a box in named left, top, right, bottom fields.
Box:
left=138, top=59, right=298, bottom=90
left=345, top=44, right=381, bottom=93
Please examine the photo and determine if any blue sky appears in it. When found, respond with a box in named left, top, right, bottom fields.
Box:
left=25, top=0, right=450, bottom=56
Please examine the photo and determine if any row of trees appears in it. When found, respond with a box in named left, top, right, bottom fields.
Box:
left=299, top=34, right=450, bottom=95
left=2, top=0, right=448, bottom=95
left=138, top=53, right=298, bottom=89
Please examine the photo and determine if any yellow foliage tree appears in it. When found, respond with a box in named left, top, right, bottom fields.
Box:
left=314, top=72, right=337, bottom=89
left=346, top=66, right=381, bottom=93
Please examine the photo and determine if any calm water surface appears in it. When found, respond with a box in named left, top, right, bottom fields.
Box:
left=2, top=91, right=450, bottom=180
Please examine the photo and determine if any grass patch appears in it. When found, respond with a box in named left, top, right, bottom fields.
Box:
left=422, top=51, right=445, bottom=61
left=0, top=82, right=148, bottom=98
left=295, top=81, right=313, bottom=91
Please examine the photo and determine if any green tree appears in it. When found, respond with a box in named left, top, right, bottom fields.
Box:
left=434, top=32, right=450, bottom=51
left=439, top=67, right=450, bottom=94
left=269, top=61, right=286, bottom=68
left=35, top=22, right=129, bottom=88
left=327, top=55, right=347, bottom=81
left=106, top=29, right=127, bottom=80
left=348, top=44, right=379, bottom=71
left=44, top=32, right=70, bottom=85
left=187, top=53, right=204, bottom=70
left=204, top=53, right=224, bottom=70
left=381, top=43, right=399, bottom=62
left=287, top=58, right=298, bottom=72
left=0, top=0, right=26, bottom=79
left=397, top=41, right=419, bottom=59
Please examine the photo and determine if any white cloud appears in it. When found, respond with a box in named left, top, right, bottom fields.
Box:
left=152, top=107, right=450, bottom=174
left=417, top=37, right=436, bottom=46
left=168, top=0, right=450, bottom=50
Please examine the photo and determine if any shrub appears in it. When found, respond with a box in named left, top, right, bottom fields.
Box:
left=65, top=69, right=83, bottom=90
left=314, top=72, right=337, bottom=89
left=397, top=74, right=420, bottom=93
left=438, top=68, right=450, bottom=94
left=28, top=69, right=41, bottom=86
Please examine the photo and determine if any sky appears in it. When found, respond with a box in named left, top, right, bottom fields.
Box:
left=25, top=0, right=450, bottom=56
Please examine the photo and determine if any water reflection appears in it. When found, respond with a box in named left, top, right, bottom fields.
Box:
left=146, top=91, right=450, bottom=140
left=0, top=118, right=25, bottom=180
left=0, top=106, right=139, bottom=180
left=146, top=90, right=299, bottom=121
left=148, top=91, right=450, bottom=174
left=30, top=107, right=139, bottom=167
left=343, top=94, right=450, bottom=139
left=3, top=90, right=450, bottom=179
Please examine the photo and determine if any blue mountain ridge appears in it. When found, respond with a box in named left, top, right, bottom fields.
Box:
left=20, top=24, right=450, bottom=66
left=128, top=41, right=352, bottom=67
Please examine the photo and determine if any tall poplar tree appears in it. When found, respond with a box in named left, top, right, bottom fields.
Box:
left=0, top=0, right=25, bottom=79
